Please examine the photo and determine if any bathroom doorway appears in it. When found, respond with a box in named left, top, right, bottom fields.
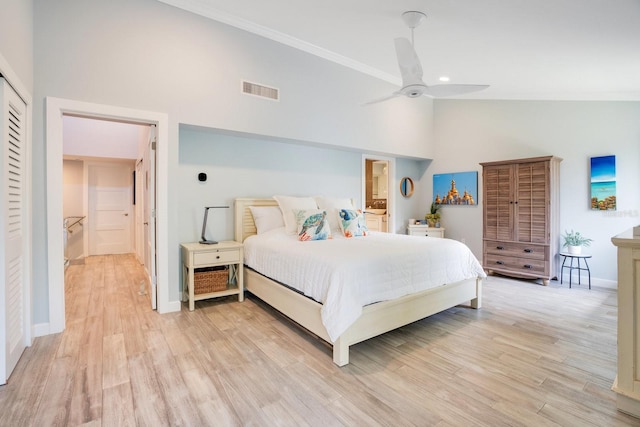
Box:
left=362, top=155, right=395, bottom=233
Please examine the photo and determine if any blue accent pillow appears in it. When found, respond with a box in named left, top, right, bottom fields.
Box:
left=339, top=209, right=368, bottom=237
left=293, top=209, right=332, bottom=241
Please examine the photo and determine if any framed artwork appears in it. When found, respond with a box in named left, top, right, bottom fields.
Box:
left=433, top=171, right=478, bottom=205
left=590, top=155, right=616, bottom=210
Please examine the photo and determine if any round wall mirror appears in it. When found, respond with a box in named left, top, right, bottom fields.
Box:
left=400, top=177, right=414, bottom=198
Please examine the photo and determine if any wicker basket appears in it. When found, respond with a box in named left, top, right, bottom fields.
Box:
left=194, top=266, right=228, bottom=294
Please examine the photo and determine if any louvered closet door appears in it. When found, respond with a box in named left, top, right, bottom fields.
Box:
left=483, top=164, right=514, bottom=241
left=0, top=78, right=27, bottom=384
left=516, top=161, right=549, bottom=244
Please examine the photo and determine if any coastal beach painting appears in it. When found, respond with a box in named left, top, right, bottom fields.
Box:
left=590, top=155, right=616, bottom=210
left=433, top=171, right=478, bottom=205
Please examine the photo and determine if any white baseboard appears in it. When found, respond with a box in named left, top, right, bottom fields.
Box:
left=559, top=273, right=616, bottom=289
left=160, top=300, right=182, bottom=313
left=32, top=323, right=51, bottom=338
left=592, top=277, right=617, bottom=289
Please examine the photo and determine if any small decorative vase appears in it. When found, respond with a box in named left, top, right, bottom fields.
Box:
left=567, top=245, right=582, bottom=255
left=427, top=220, right=436, bottom=227
left=435, top=222, right=441, bottom=228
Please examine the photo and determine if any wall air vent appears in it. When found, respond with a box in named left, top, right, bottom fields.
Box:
left=241, top=80, right=279, bottom=101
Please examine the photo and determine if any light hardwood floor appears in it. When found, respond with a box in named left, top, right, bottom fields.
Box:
left=1, top=253, right=639, bottom=426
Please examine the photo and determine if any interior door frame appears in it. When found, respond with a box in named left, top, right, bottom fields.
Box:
left=45, top=97, right=172, bottom=335
left=134, top=158, right=144, bottom=264
left=144, top=127, right=157, bottom=310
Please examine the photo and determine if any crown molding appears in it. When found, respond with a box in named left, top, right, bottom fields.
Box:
left=157, top=0, right=400, bottom=86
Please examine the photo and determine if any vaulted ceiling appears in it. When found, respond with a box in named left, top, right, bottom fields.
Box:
left=159, top=0, right=640, bottom=100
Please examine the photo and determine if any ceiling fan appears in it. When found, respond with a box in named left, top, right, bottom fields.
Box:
left=366, top=11, right=489, bottom=105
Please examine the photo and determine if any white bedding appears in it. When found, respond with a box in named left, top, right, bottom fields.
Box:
left=243, top=228, right=487, bottom=342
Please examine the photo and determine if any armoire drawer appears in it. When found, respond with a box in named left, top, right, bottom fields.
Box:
left=484, top=253, right=547, bottom=275
left=483, top=241, right=547, bottom=260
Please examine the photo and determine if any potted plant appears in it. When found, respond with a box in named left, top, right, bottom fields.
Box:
left=425, top=202, right=441, bottom=227
left=562, top=229, right=593, bottom=255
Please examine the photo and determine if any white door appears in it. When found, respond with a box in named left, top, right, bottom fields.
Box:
left=145, top=126, right=157, bottom=309
left=88, top=163, right=133, bottom=255
left=0, top=78, right=28, bottom=384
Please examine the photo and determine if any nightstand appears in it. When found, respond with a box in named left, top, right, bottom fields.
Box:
left=407, top=224, right=445, bottom=238
left=181, top=241, right=244, bottom=311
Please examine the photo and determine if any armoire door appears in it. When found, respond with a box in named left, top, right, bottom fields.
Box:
left=515, top=161, right=549, bottom=244
left=483, top=164, right=514, bottom=241
left=0, top=78, right=28, bottom=384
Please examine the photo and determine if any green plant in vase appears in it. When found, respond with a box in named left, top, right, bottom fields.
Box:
left=425, top=202, right=441, bottom=227
left=562, top=229, right=593, bottom=255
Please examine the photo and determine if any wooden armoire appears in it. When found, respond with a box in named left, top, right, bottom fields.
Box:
left=481, top=156, right=562, bottom=285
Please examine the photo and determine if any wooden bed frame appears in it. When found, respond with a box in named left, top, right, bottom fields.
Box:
left=234, top=198, right=483, bottom=366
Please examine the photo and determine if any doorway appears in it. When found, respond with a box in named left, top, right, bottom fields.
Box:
left=62, top=119, right=153, bottom=302
left=45, top=97, right=172, bottom=335
left=362, top=155, right=395, bottom=233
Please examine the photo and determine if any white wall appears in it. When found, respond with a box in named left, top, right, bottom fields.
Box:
left=432, top=100, right=640, bottom=283
left=32, top=0, right=433, bottom=318
left=63, top=116, right=144, bottom=160
left=62, top=160, right=84, bottom=260
left=0, top=0, right=33, bottom=92
left=34, top=0, right=433, bottom=157
left=62, top=160, right=83, bottom=218
left=394, top=157, right=431, bottom=233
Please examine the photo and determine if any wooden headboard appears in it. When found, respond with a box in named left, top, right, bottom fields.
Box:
left=234, top=198, right=279, bottom=242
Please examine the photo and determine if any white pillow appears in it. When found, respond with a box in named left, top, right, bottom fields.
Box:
left=249, top=206, right=284, bottom=234
left=315, top=196, right=355, bottom=232
left=273, top=195, right=318, bottom=234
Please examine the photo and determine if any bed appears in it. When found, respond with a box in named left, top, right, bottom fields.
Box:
left=234, top=197, right=485, bottom=366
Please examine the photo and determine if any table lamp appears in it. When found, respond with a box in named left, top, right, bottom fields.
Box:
left=200, top=206, right=229, bottom=244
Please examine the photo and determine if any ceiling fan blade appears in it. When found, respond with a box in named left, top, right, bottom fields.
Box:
left=394, top=37, right=424, bottom=87
left=363, top=92, right=402, bottom=106
left=423, top=84, right=490, bottom=98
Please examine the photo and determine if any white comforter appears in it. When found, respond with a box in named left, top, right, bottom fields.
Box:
left=243, top=228, right=486, bottom=342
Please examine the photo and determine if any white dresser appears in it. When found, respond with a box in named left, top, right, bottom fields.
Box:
left=407, top=225, right=445, bottom=239
left=611, top=229, right=640, bottom=418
